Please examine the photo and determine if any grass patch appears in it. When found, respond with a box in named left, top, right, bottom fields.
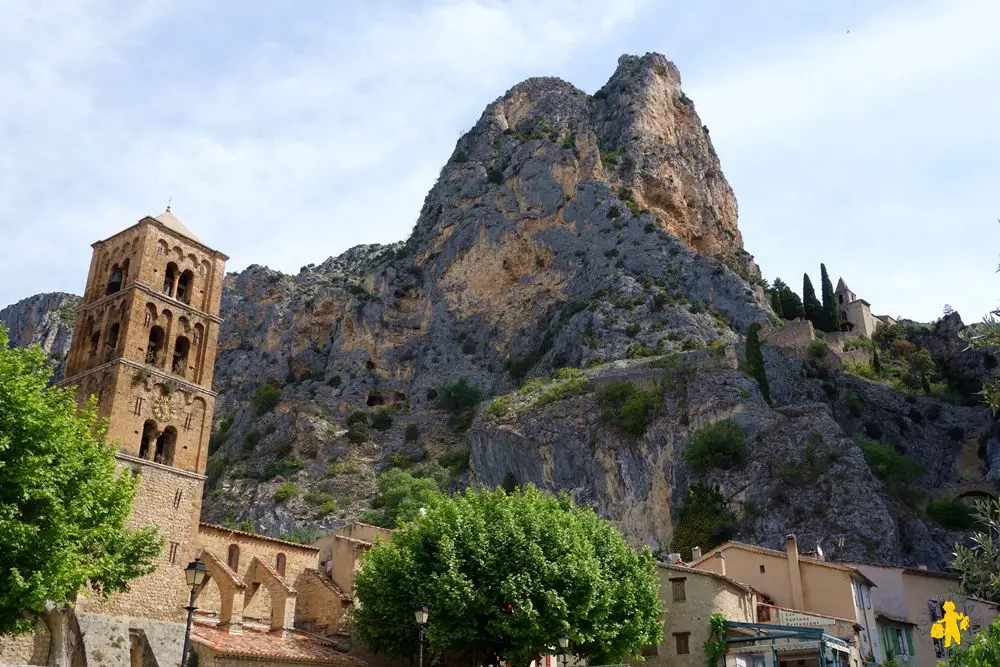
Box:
left=857, top=438, right=926, bottom=505
left=274, top=482, right=298, bottom=503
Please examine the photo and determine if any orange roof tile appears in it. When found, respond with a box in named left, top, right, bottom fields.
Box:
left=199, top=523, right=320, bottom=551
left=193, top=622, right=365, bottom=665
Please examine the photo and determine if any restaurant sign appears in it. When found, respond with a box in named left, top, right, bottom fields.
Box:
left=778, top=610, right=835, bottom=627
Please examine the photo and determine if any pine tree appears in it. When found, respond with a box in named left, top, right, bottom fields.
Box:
left=746, top=323, right=771, bottom=405
left=819, top=264, right=841, bottom=332
left=773, top=278, right=804, bottom=320
left=802, top=273, right=822, bottom=328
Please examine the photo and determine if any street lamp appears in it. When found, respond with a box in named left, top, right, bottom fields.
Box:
left=558, top=633, right=570, bottom=667
left=180, top=558, right=207, bottom=667
left=414, top=605, right=429, bottom=667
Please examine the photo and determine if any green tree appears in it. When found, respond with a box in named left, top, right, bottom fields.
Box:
left=820, top=264, right=841, bottom=332
left=769, top=287, right=785, bottom=319
left=359, top=468, right=446, bottom=528
left=952, top=499, right=1000, bottom=603
left=353, top=486, right=663, bottom=667
left=962, top=309, right=1000, bottom=413
left=671, top=482, right=736, bottom=558
left=745, top=323, right=771, bottom=404
left=946, top=616, right=1000, bottom=666
left=0, top=326, right=162, bottom=654
left=773, top=278, right=804, bottom=320
left=802, top=273, right=823, bottom=328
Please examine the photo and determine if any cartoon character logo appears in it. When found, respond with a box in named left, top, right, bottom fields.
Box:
left=931, top=601, right=970, bottom=647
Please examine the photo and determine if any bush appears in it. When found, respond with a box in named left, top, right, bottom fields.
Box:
left=371, top=409, right=394, bottom=431
left=404, top=423, right=420, bottom=442
left=857, top=439, right=926, bottom=505
left=927, top=498, right=978, bottom=531
left=807, top=340, right=828, bottom=358
left=843, top=389, right=863, bottom=417
left=347, top=411, right=369, bottom=443
left=326, top=462, right=343, bottom=476
left=209, top=415, right=234, bottom=455
left=671, top=482, right=737, bottom=557
left=437, top=378, right=483, bottom=431
left=438, top=448, right=471, bottom=475
left=251, top=382, right=281, bottom=416
left=683, top=420, right=748, bottom=475
left=486, top=168, right=504, bottom=184
left=844, top=338, right=874, bottom=351
left=389, top=453, right=415, bottom=469
left=243, top=430, right=262, bottom=453
left=274, top=483, right=298, bottom=503
left=596, top=381, right=663, bottom=439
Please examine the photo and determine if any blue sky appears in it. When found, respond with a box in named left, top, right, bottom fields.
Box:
left=2, top=0, right=998, bottom=324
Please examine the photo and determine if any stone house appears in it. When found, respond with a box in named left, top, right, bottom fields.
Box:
left=846, top=562, right=999, bottom=666
left=0, top=211, right=386, bottom=667
left=690, top=536, right=882, bottom=662
left=642, top=561, right=759, bottom=667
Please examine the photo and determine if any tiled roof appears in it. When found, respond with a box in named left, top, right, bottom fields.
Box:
left=692, top=542, right=877, bottom=586
left=658, top=562, right=757, bottom=595
left=199, top=523, right=321, bottom=551
left=193, top=622, right=366, bottom=665
left=305, top=568, right=352, bottom=602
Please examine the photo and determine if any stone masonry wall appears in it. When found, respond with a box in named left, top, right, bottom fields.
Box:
left=762, top=319, right=815, bottom=353
left=76, top=458, right=205, bottom=622
left=0, top=627, right=50, bottom=666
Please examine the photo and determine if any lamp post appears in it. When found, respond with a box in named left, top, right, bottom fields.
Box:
left=414, top=605, right=429, bottom=667
left=558, top=633, right=569, bottom=667
left=180, top=558, right=207, bottom=667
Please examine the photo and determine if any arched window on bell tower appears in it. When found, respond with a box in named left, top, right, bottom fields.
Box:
left=154, top=426, right=177, bottom=465
left=177, top=270, right=194, bottom=305
left=139, top=420, right=158, bottom=460
left=147, top=326, right=165, bottom=367
left=106, top=264, right=123, bottom=295
left=163, top=263, right=179, bottom=298
left=104, top=323, right=120, bottom=361
left=172, top=336, right=190, bottom=377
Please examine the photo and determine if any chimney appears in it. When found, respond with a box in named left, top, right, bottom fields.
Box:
left=692, top=546, right=702, bottom=561
left=786, top=534, right=805, bottom=610
left=715, top=550, right=726, bottom=577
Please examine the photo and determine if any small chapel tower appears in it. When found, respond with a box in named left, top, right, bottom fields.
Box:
left=60, top=208, right=227, bottom=623
left=63, top=208, right=227, bottom=475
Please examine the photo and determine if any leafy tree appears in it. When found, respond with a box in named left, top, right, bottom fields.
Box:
left=671, top=482, right=737, bottom=558
left=952, top=499, right=1000, bottom=603
left=872, top=345, right=883, bottom=377
left=802, top=273, right=823, bottom=328
left=820, top=264, right=841, bottom=332
left=684, top=420, right=748, bottom=475
left=437, top=378, right=483, bottom=430
left=359, top=468, right=446, bottom=528
left=745, top=323, right=771, bottom=404
left=963, top=310, right=1000, bottom=413
left=596, top=380, right=663, bottom=439
left=0, top=326, right=162, bottom=650
left=946, top=616, right=1000, bottom=666
left=353, top=486, right=663, bottom=667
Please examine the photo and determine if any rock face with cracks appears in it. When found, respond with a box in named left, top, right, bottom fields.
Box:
left=4, top=53, right=996, bottom=569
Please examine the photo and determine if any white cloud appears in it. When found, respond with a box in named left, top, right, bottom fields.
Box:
left=0, top=0, right=643, bottom=306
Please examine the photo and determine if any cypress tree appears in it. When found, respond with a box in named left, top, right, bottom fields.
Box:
left=769, top=286, right=785, bottom=319
left=802, top=273, right=822, bottom=328
left=873, top=346, right=882, bottom=377
left=819, top=264, right=841, bottom=332
left=746, top=323, right=771, bottom=405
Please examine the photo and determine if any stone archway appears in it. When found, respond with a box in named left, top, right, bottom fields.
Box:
left=244, top=556, right=297, bottom=635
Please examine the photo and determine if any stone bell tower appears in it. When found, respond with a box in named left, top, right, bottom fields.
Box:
left=61, top=208, right=227, bottom=624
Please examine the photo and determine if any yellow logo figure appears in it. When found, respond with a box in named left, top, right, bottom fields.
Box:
left=931, top=601, right=971, bottom=647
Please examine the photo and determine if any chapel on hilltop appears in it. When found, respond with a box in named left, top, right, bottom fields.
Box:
left=834, top=277, right=896, bottom=338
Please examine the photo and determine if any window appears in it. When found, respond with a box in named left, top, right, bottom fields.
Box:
left=154, top=426, right=177, bottom=465
left=147, top=326, right=165, bottom=367
left=673, top=633, right=690, bottom=655
left=105, top=323, right=120, bottom=360
left=107, top=264, right=123, bottom=295
left=276, top=553, right=286, bottom=577
left=760, top=564, right=766, bottom=574
left=163, top=263, right=179, bottom=297
left=172, top=336, right=190, bottom=376
left=168, top=542, right=180, bottom=564
left=134, top=396, right=144, bottom=415
left=139, top=420, right=157, bottom=459
left=838, top=294, right=843, bottom=304
left=177, top=270, right=194, bottom=305
left=173, top=489, right=183, bottom=509
left=670, top=577, right=686, bottom=602
left=227, top=544, right=240, bottom=571
left=640, top=645, right=658, bottom=657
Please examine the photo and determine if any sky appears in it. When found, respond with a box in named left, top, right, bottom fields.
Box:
left=2, top=0, right=999, bottom=324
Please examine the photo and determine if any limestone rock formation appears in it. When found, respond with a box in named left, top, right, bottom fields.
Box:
left=0, top=292, right=79, bottom=380
left=4, top=53, right=997, bottom=569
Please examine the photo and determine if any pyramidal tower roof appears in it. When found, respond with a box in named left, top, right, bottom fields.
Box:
left=835, top=277, right=849, bottom=293
left=152, top=207, right=201, bottom=244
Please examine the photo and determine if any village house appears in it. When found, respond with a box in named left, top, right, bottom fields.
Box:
left=845, top=562, right=999, bottom=667
left=689, top=537, right=882, bottom=663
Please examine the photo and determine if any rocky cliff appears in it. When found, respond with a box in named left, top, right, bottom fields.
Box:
left=0, top=292, right=79, bottom=380
left=4, top=53, right=996, bottom=569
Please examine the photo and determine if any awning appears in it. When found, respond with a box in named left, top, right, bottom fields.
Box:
left=875, top=612, right=918, bottom=627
